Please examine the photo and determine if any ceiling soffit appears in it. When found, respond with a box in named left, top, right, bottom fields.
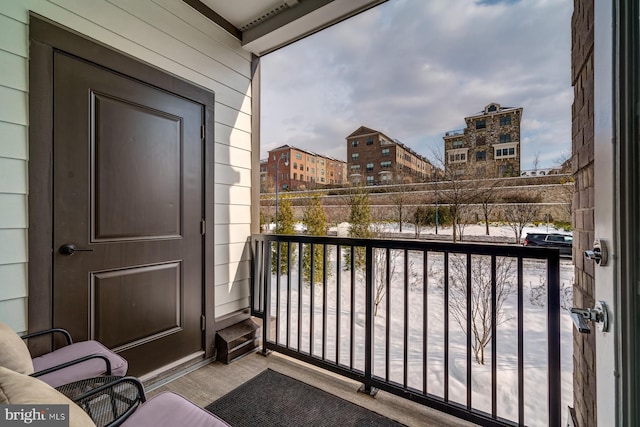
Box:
left=185, top=0, right=388, bottom=56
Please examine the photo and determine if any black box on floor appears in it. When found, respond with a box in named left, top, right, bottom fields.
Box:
left=215, top=318, right=260, bottom=364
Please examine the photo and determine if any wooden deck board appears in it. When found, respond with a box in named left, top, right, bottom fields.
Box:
left=148, top=352, right=477, bottom=427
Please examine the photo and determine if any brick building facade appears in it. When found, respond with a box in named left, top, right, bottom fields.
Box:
left=571, top=0, right=596, bottom=424
left=346, top=126, right=434, bottom=185
left=443, top=103, right=523, bottom=178
left=265, top=145, right=347, bottom=191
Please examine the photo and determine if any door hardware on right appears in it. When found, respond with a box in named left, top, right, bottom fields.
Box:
left=58, top=243, right=94, bottom=256
left=570, top=301, right=609, bottom=333
left=584, top=238, right=608, bottom=266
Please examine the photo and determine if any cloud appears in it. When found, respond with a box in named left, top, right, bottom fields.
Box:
left=261, top=0, right=572, bottom=170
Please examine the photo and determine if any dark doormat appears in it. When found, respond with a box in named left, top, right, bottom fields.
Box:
left=205, top=369, right=406, bottom=427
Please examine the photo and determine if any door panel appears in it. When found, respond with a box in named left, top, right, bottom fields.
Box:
left=93, top=93, right=183, bottom=241
left=92, top=262, right=182, bottom=349
left=53, top=52, right=204, bottom=376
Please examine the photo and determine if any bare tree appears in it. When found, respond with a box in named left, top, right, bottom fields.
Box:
left=503, top=194, right=541, bottom=244
left=389, top=167, right=413, bottom=232
left=448, top=255, right=517, bottom=365
left=370, top=247, right=401, bottom=317
left=532, top=151, right=541, bottom=172
left=476, top=179, right=501, bottom=235
left=431, top=149, right=483, bottom=242
left=528, top=272, right=573, bottom=311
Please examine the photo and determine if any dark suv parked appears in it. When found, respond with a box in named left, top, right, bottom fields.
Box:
left=523, top=233, right=572, bottom=257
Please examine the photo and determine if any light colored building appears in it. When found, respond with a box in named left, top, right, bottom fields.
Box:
left=346, top=126, right=434, bottom=185
left=443, top=103, right=523, bottom=178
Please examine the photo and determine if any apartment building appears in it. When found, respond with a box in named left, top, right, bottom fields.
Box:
left=443, top=103, right=523, bottom=178
left=346, top=126, right=434, bottom=185
left=265, top=145, right=347, bottom=191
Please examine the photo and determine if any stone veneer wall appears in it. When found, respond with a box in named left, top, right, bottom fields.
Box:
left=571, top=0, right=596, bottom=424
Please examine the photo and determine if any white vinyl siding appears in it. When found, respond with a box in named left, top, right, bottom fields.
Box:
left=0, top=0, right=254, bottom=330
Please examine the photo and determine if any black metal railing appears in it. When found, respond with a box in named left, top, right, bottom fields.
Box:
left=251, top=234, right=561, bottom=427
left=445, top=128, right=465, bottom=137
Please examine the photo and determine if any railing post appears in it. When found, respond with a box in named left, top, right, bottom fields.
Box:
left=262, top=240, right=272, bottom=356
left=359, top=244, right=377, bottom=395
left=547, top=253, right=561, bottom=425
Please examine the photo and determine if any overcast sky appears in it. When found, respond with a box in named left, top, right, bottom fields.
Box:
left=260, top=0, right=572, bottom=170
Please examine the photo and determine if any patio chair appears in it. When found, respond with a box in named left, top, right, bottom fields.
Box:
left=0, top=322, right=127, bottom=388
left=0, top=367, right=231, bottom=427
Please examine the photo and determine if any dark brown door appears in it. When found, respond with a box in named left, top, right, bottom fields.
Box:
left=52, top=52, right=204, bottom=375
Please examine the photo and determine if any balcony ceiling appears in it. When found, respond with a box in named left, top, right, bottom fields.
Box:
left=186, top=0, right=388, bottom=56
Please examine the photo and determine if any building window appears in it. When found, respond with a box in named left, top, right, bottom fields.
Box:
left=282, top=184, right=288, bottom=190
left=320, top=160, right=325, bottom=165
left=321, top=169, right=324, bottom=175
left=499, top=133, right=511, bottom=143
left=295, top=153, right=302, bottom=160
left=320, top=178, right=325, bottom=183
left=366, top=138, right=374, bottom=145
left=453, top=140, right=464, bottom=148
left=449, top=153, right=466, bottom=162
left=311, top=168, right=315, bottom=174
left=352, top=153, right=359, bottom=160
left=476, top=136, right=486, bottom=146
left=366, top=163, right=374, bottom=171
left=475, top=119, right=486, bottom=129
left=495, top=147, right=516, bottom=157
left=381, top=148, right=390, bottom=156
left=293, top=173, right=297, bottom=180
left=350, top=165, right=360, bottom=170
left=366, top=176, right=374, bottom=184
left=380, top=161, right=391, bottom=167
left=311, top=158, right=315, bottom=163
left=500, top=115, right=511, bottom=126
left=476, top=151, right=486, bottom=161
left=293, top=162, right=297, bottom=169
left=301, top=174, right=304, bottom=180
left=351, top=140, right=359, bottom=147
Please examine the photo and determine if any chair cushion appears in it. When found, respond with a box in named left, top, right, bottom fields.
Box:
left=121, top=392, right=231, bottom=427
left=32, top=341, right=128, bottom=388
left=0, top=322, right=34, bottom=375
left=0, top=366, right=96, bottom=427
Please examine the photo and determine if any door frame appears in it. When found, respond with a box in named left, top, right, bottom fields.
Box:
left=27, top=14, right=216, bottom=360
left=613, top=0, right=640, bottom=425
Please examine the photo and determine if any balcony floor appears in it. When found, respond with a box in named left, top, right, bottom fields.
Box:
left=149, top=351, right=478, bottom=427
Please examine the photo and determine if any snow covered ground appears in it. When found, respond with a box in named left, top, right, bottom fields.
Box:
left=267, top=222, right=573, bottom=426
left=329, top=221, right=572, bottom=240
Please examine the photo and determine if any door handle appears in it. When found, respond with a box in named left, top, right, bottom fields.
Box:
left=570, top=301, right=609, bottom=333
left=59, top=243, right=94, bottom=256
left=584, top=238, right=608, bottom=266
